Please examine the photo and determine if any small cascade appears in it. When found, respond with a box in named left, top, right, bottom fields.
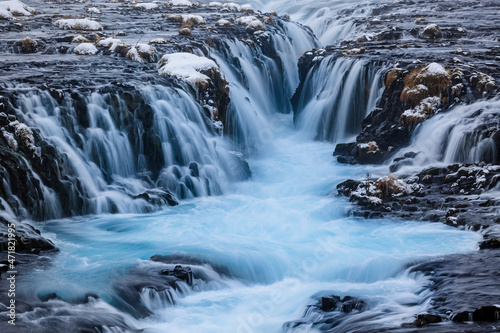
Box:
left=6, top=84, right=251, bottom=219
left=293, top=56, right=385, bottom=142
left=212, top=22, right=317, bottom=153
left=252, top=0, right=381, bottom=45
left=394, top=98, right=500, bottom=167
left=140, top=287, right=179, bottom=310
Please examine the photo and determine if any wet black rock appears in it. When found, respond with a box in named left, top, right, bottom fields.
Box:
left=161, top=264, right=193, bottom=286
left=479, top=238, right=500, bottom=250
left=321, top=295, right=366, bottom=313
left=453, top=306, right=500, bottom=322
left=415, top=313, right=443, bottom=327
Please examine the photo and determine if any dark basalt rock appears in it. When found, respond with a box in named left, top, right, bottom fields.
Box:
left=415, top=313, right=443, bottom=327
left=336, top=179, right=360, bottom=197
left=161, top=265, right=193, bottom=286
left=453, top=306, right=500, bottom=322
left=338, top=164, right=500, bottom=232
left=321, top=295, right=366, bottom=313
left=479, top=238, right=500, bottom=250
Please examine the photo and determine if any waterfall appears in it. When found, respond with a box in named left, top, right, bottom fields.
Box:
left=212, top=21, right=317, bottom=153
left=1, top=22, right=316, bottom=220
left=293, top=56, right=385, bottom=143
left=249, top=0, right=385, bottom=45
left=7, top=84, right=250, bottom=219
left=393, top=98, right=500, bottom=168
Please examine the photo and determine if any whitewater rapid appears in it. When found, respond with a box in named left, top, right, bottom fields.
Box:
left=22, top=115, right=481, bottom=332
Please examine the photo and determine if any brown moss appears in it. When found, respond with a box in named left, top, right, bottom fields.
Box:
left=400, top=64, right=450, bottom=106
left=178, top=25, right=192, bottom=36
left=385, top=68, right=403, bottom=87
left=374, top=175, right=408, bottom=198
left=21, top=37, right=37, bottom=53
left=264, top=16, right=274, bottom=25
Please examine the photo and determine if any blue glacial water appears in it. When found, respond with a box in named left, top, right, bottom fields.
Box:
left=24, top=114, right=481, bottom=333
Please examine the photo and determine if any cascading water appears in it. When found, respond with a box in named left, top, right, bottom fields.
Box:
left=249, top=0, right=385, bottom=45
left=0, top=1, right=492, bottom=332
left=212, top=22, right=317, bottom=152
left=293, top=56, right=385, bottom=142
left=8, top=83, right=250, bottom=219
left=20, top=130, right=481, bottom=333
left=392, top=98, right=500, bottom=170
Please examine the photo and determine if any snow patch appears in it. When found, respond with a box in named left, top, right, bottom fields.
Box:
left=420, top=62, right=448, bottom=77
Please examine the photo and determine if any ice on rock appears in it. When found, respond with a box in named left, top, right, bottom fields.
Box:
left=54, top=18, right=103, bottom=31
left=157, top=52, right=219, bottom=89
left=74, top=42, right=98, bottom=55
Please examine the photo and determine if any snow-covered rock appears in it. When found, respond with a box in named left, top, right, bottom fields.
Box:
left=235, top=15, right=265, bottom=31
left=0, top=0, right=34, bottom=18
left=215, top=19, right=231, bottom=26
left=157, top=52, right=220, bottom=89
left=86, top=6, right=102, bottom=14
left=149, top=37, right=167, bottom=44
left=9, top=120, right=36, bottom=154
left=168, top=14, right=205, bottom=25
left=97, top=37, right=126, bottom=52
left=207, top=1, right=222, bottom=7
left=168, top=0, right=191, bottom=6
left=74, top=43, right=98, bottom=55
left=72, top=34, right=90, bottom=43
left=221, top=2, right=240, bottom=11
left=1, top=127, right=17, bottom=151
left=133, top=2, right=159, bottom=10
left=126, top=43, right=156, bottom=63
left=54, top=18, right=103, bottom=31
